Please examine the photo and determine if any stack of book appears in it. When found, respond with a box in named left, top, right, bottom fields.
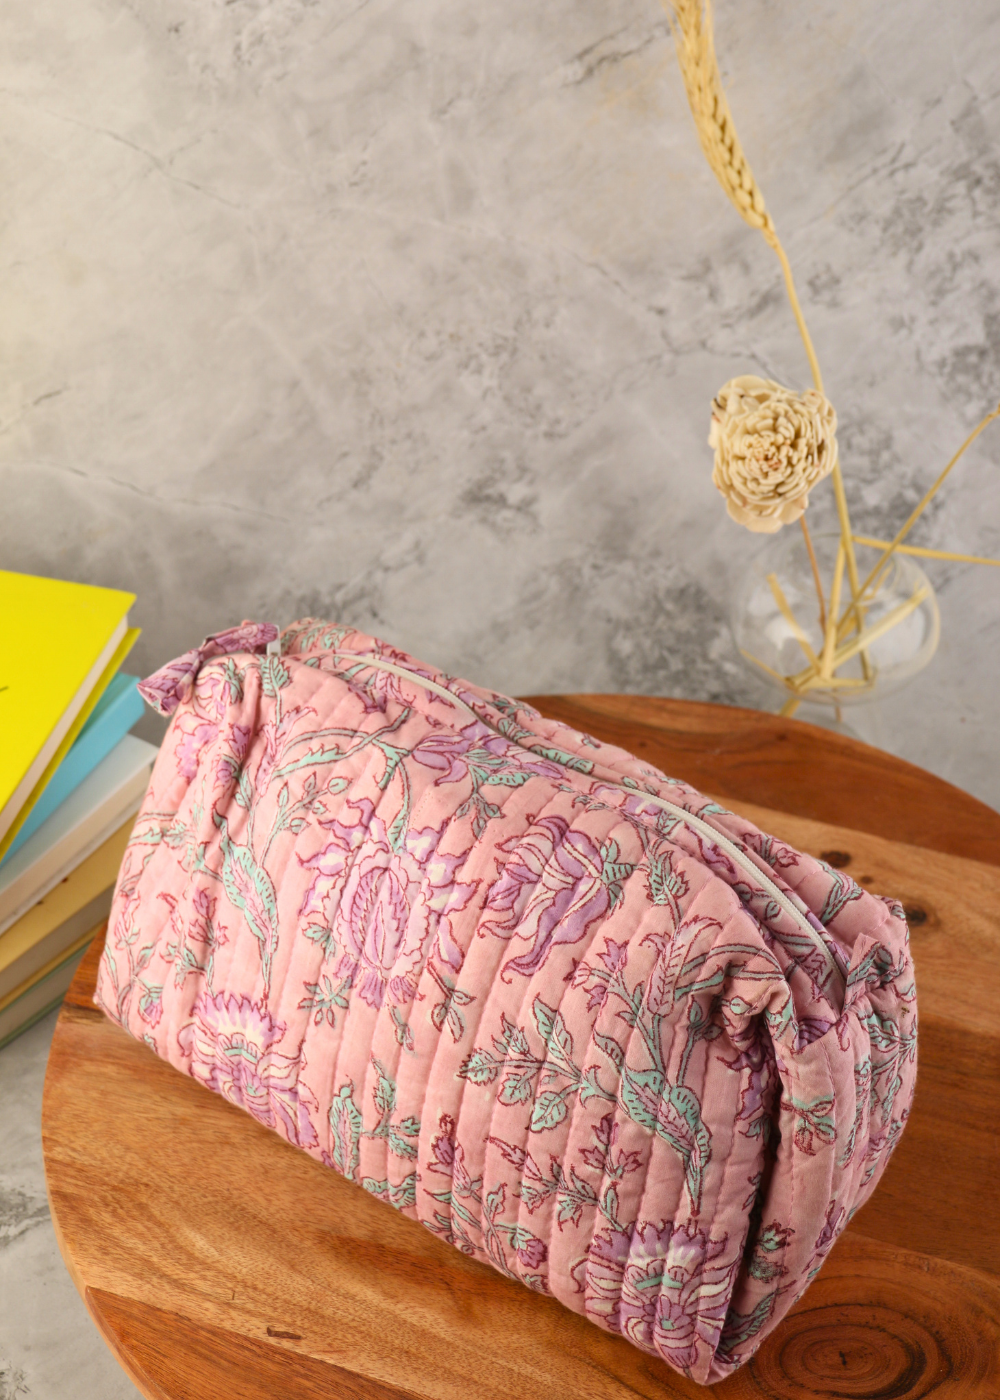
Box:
left=0, top=571, right=159, bottom=1049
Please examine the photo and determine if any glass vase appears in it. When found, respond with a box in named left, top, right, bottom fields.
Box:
left=732, top=530, right=940, bottom=708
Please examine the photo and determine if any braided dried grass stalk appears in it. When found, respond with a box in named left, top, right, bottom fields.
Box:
left=659, top=0, right=824, bottom=394
left=659, top=0, right=772, bottom=238
left=661, top=0, right=871, bottom=689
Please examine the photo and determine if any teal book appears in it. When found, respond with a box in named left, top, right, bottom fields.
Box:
left=1, top=674, right=143, bottom=866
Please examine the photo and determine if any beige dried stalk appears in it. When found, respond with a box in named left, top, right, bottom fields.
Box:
left=659, top=0, right=821, bottom=392
left=660, top=0, right=869, bottom=680
left=662, top=0, right=999, bottom=713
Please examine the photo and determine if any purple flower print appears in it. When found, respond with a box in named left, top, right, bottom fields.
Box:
left=139, top=621, right=278, bottom=716
left=174, top=718, right=220, bottom=782
left=574, top=1219, right=735, bottom=1373
left=298, top=802, right=477, bottom=1009
left=579, top=939, right=629, bottom=1012
left=412, top=732, right=479, bottom=785
left=428, top=1113, right=458, bottom=1176
left=514, top=1235, right=548, bottom=1270
left=298, top=799, right=375, bottom=921
left=187, top=887, right=224, bottom=942
left=215, top=723, right=253, bottom=789
left=722, top=1033, right=776, bottom=1140
left=598, top=939, right=629, bottom=973
left=648, top=1223, right=736, bottom=1372
left=178, top=991, right=318, bottom=1148
left=414, top=730, right=559, bottom=787
left=578, top=1113, right=643, bottom=1177
left=816, top=1204, right=844, bottom=1253
left=254, top=705, right=316, bottom=793
left=171, top=666, right=244, bottom=781
left=483, top=816, right=610, bottom=980
left=796, top=1016, right=835, bottom=1049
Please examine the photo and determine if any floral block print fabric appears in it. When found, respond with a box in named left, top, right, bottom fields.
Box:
left=95, top=620, right=917, bottom=1385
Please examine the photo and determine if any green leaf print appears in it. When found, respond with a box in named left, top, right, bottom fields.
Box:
left=717, top=1291, right=778, bottom=1357
left=427, top=965, right=476, bottom=1045
left=362, top=1174, right=417, bottom=1210
left=233, top=768, right=254, bottom=810
left=531, top=997, right=575, bottom=1073
left=618, top=1070, right=660, bottom=1133
left=459, top=1048, right=503, bottom=1085
left=594, top=1032, right=626, bottom=1071
left=260, top=655, right=291, bottom=697
left=529, top=1090, right=570, bottom=1134
left=387, top=1129, right=419, bottom=1160
left=661, top=1083, right=712, bottom=1215
left=527, top=744, right=594, bottom=774
left=372, top=1061, right=396, bottom=1117
left=599, top=838, right=636, bottom=911
left=498, top=1074, right=533, bottom=1106
left=215, top=814, right=279, bottom=994
left=220, top=657, right=244, bottom=703
left=647, top=850, right=689, bottom=923
left=364, top=1059, right=421, bottom=1158
left=329, top=1082, right=363, bottom=1183
left=789, top=1094, right=837, bottom=1155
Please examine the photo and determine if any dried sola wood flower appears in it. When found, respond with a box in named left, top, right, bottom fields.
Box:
left=709, top=376, right=838, bottom=533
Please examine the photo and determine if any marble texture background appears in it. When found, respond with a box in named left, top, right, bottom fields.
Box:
left=2, top=0, right=998, bottom=810
left=0, top=7, right=999, bottom=1394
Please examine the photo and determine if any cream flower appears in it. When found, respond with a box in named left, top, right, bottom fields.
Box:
left=709, top=375, right=838, bottom=533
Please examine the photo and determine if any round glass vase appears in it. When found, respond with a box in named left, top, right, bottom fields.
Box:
left=732, top=530, right=940, bottom=708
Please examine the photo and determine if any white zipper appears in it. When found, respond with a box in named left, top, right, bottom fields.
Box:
left=614, top=790, right=842, bottom=990
left=325, top=651, right=843, bottom=990
left=328, top=652, right=480, bottom=722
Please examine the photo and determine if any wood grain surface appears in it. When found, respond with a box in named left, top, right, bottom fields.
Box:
left=42, top=697, right=1000, bottom=1400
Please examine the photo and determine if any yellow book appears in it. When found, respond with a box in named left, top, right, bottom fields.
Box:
left=0, top=819, right=132, bottom=1002
left=0, top=626, right=141, bottom=864
left=0, top=571, right=137, bottom=850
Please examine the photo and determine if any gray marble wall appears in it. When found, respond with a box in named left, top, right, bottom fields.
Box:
left=2, top=0, right=998, bottom=807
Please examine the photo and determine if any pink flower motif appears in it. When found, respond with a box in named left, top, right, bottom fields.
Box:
left=174, top=718, right=220, bottom=781
left=428, top=1114, right=457, bottom=1175
left=215, top=723, right=253, bottom=788
left=298, top=801, right=477, bottom=1009
left=722, top=1032, right=777, bottom=1139
left=178, top=991, right=319, bottom=1148
left=412, top=732, right=477, bottom=784
left=598, top=938, right=629, bottom=974
left=482, top=816, right=610, bottom=980
left=297, top=802, right=372, bottom=921
left=813, top=1200, right=845, bottom=1256
left=255, top=705, right=316, bottom=793
left=574, top=1219, right=735, bottom=1372
left=413, top=730, right=556, bottom=785
left=170, top=665, right=255, bottom=782
left=137, top=981, right=163, bottom=1027
left=184, top=887, right=228, bottom=948
left=515, top=1235, right=548, bottom=1270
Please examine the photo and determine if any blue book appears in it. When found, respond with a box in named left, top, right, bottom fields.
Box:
left=1, top=673, right=144, bottom=866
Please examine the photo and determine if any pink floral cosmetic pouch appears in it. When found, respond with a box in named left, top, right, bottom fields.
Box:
left=95, top=619, right=916, bottom=1385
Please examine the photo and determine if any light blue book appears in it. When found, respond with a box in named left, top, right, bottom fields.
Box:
left=1, top=673, right=144, bottom=866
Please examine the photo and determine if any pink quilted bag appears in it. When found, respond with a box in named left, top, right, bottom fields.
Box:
left=95, top=619, right=916, bottom=1385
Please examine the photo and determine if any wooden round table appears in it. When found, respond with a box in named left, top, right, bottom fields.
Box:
left=42, top=696, right=1000, bottom=1400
